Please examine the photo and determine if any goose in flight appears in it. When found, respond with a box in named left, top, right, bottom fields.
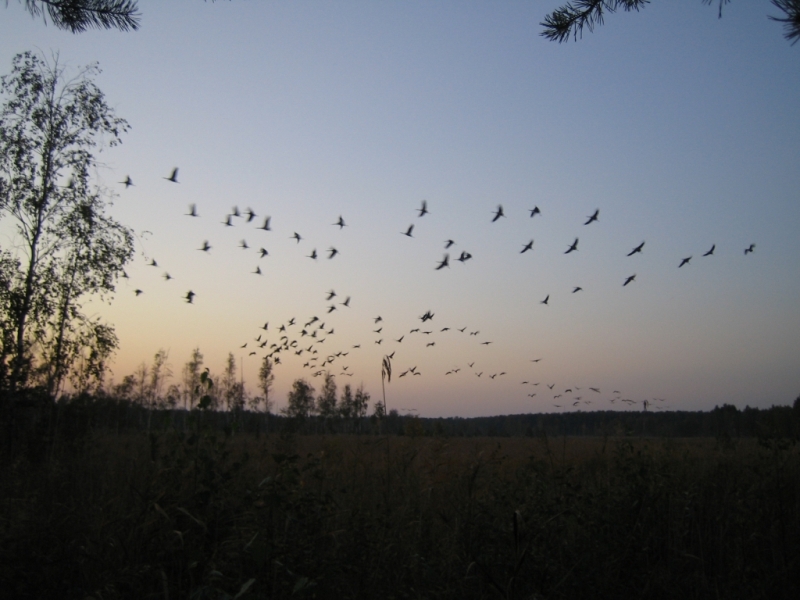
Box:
left=259, top=248, right=269, bottom=258
left=623, top=274, right=636, bottom=286
left=445, top=239, right=455, bottom=249
left=540, top=294, right=549, bottom=305
left=584, top=209, right=599, bottom=225
left=239, top=240, right=249, bottom=250
left=457, top=251, right=473, bottom=262
left=520, top=240, right=534, bottom=254
left=164, top=168, right=179, bottom=183
left=258, top=216, right=272, bottom=231
left=529, top=206, right=541, bottom=217
left=223, top=214, right=233, bottom=227
left=334, top=215, right=346, bottom=229
left=292, top=232, right=302, bottom=243
left=744, top=243, right=756, bottom=255
left=492, top=205, right=505, bottom=222
left=627, top=241, right=644, bottom=256
left=185, top=290, right=195, bottom=303
left=148, top=258, right=157, bottom=267
left=199, top=240, right=211, bottom=252
left=565, top=238, right=578, bottom=254
left=253, top=266, right=262, bottom=275
left=678, top=256, right=692, bottom=268
left=327, top=247, right=339, bottom=259
left=703, top=244, right=715, bottom=257
left=418, top=200, right=429, bottom=217
left=402, top=224, right=414, bottom=237
left=186, top=204, right=199, bottom=217
left=436, top=254, right=450, bottom=270
left=245, top=208, right=257, bottom=222
left=326, top=290, right=336, bottom=301
left=572, top=286, right=582, bottom=293
left=308, top=249, right=318, bottom=260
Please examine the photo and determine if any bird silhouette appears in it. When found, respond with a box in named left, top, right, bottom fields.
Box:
left=148, top=258, right=157, bottom=267
left=258, top=216, right=271, bottom=231
left=395, top=336, right=404, bottom=343
left=240, top=240, right=249, bottom=249
left=134, top=289, right=143, bottom=296
left=259, top=248, right=269, bottom=258
left=565, top=238, right=579, bottom=254
left=375, top=316, right=383, bottom=323
left=341, top=296, right=351, bottom=307
left=185, top=290, right=195, bottom=303
left=334, top=215, right=346, bottom=229
left=245, top=208, right=256, bottom=222
left=308, top=249, right=318, bottom=260
left=186, top=204, right=199, bottom=217
left=679, top=256, right=692, bottom=268
left=529, top=206, right=541, bottom=217
left=744, top=243, right=756, bottom=255
left=199, top=241, right=211, bottom=252
left=326, top=290, right=336, bottom=301
left=253, top=266, right=262, bottom=275
left=572, top=286, right=582, bottom=293
left=231, top=206, right=241, bottom=218
left=163, top=272, right=173, bottom=281
left=164, top=168, right=179, bottom=183
left=541, top=294, right=549, bottom=305
left=492, top=205, right=505, bottom=222
left=627, top=241, right=645, bottom=256
left=223, top=215, right=233, bottom=227
left=327, top=247, right=339, bottom=259
left=520, top=240, right=534, bottom=254
left=436, top=254, right=450, bottom=270
left=703, top=244, right=715, bottom=256
left=121, top=176, right=134, bottom=188
left=418, top=200, right=429, bottom=217
left=402, top=224, right=414, bottom=237
left=457, top=251, right=472, bottom=262
left=445, top=239, right=455, bottom=249
left=623, top=274, right=636, bottom=286
left=584, top=209, right=599, bottom=225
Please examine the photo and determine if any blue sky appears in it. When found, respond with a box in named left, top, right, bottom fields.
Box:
left=1, top=1, right=799, bottom=416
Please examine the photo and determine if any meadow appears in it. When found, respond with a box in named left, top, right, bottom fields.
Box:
left=2, top=419, right=799, bottom=600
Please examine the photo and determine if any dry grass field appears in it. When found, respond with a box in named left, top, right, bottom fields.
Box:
left=2, top=430, right=799, bottom=599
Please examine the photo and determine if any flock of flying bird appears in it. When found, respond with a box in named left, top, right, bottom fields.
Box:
left=120, top=168, right=757, bottom=412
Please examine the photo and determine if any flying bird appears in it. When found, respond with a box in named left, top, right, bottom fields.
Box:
left=492, top=205, right=505, bottom=222
left=703, top=244, right=715, bottom=257
left=258, top=217, right=272, bottom=231
left=199, top=240, right=211, bottom=252
left=240, top=240, right=249, bottom=250
left=418, top=200, right=429, bottom=217
left=744, top=243, right=756, bottom=255
left=540, top=294, right=549, bottom=305
left=185, top=204, right=199, bottom=217
left=308, top=249, right=318, bottom=260
left=402, top=224, right=414, bottom=237
left=292, top=232, right=302, bottom=243
left=163, top=272, right=173, bottom=281
left=679, top=256, right=692, bottom=268
left=259, top=248, right=269, bottom=258
left=436, top=254, right=450, bottom=270
left=327, top=247, right=339, bottom=259
left=572, top=286, right=582, bottom=293
left=253, top=266, right=262, bottom=275
left=565, top=238, right=579, bottom=254
left=627, top=241, right=645, bottom=256
left=584, top=209, right=599, bottom=225
left=623, top=274, right=636, bottom=286
left=520, top=240, right=534, bottom=254
left=445, top=239, right=455, bottom=249
left=134, top=289, right=143, bottom=296
left=223, top=214, right=233, bottom=227
left=185, top=290, right=195, bottom=303
left=148, top=258, right=157, bottom=267
left=341, top=296, right=351, bottom=307
left=457, top=251, right=472, bottom=262
left=244, top=208, right=257, bottom=222
left=334, top=215, right=346, bottom=229
left=529, top=206, right=541, bottom=217
left=120, top=176, right=134, bottom=188
left=163, top=168, right=179, bottom=183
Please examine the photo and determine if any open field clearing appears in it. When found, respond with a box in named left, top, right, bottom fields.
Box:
left=2, top=431, right=799, bottom=599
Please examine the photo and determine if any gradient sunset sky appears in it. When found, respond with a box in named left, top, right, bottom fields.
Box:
left=1, top=1, right=798, bottom=417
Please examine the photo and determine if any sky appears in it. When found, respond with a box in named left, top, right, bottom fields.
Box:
left=1, top=1, right=799, bottom=417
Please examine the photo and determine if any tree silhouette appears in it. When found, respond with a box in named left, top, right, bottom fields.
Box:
left=0, top=52, right=134, bottom=394
left=541, top=0, right=800, bottom=46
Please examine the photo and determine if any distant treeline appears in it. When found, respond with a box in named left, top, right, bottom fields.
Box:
left=3, top=390, right=799, bottom=457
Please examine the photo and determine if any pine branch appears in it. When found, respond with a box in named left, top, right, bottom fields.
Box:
left=770, top=0, right=800, bottom=44
left=23, top=0, right=140, bottom=33
left=539, top=0, right=650, bottom=43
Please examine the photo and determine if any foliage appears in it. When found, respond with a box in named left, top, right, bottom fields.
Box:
left=0, top=51, right=134, bottom=395
left=9, top=0, right=141, bottom=32
left=541, top=0, right=800, bottom=46
left=257, top=355, right=275, bottom=413
left=282, top=378, right=315, bottom=421
left=316, top=371, right=337, bottom=419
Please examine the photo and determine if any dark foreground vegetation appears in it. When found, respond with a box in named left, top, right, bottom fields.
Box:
left=2, top=395, right=800, bottom=599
